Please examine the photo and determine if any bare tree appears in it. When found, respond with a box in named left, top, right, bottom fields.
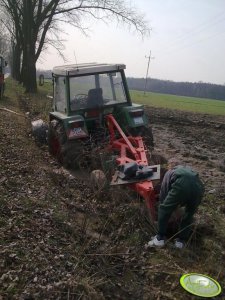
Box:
left=0, top=2, right=23, bottom=80
left=0, top=0, right=149, bottom=93
left=0, top=12, right=10, bottom=58
left=0, top=34, right=9, bottom=56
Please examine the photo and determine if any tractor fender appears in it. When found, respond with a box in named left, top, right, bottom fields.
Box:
left=49, top=112, right=88, bottom=139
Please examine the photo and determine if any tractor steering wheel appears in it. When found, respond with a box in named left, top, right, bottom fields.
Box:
left=71, top=93, right=88, bottom=108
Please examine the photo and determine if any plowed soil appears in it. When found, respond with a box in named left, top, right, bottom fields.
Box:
left=0, top=85, right=225, bottom=299
left=148, top=107, right=225, bottom=192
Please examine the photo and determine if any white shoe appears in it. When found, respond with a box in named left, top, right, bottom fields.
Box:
left=174, top=239, right=184, bottom=249
left=145, top=235, right=165, bottom=248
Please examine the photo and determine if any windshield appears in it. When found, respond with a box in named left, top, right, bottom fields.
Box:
left=70, top=71, right=127, bottom=110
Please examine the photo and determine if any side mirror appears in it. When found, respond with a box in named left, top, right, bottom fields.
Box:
left=5, top=61, right=7, bottom=67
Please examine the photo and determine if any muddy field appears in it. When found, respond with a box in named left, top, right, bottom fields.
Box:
left=0, top=90, right=225, bottom=299
left=148, top=107, right=225, bottom=193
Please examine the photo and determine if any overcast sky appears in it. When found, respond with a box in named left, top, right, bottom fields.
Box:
left=37, top=0, right=225, bottom=85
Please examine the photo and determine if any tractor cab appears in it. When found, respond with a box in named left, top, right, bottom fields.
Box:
left=52, top=63, right=130, bottom=112
left=51, top=63, right=149, bottom=140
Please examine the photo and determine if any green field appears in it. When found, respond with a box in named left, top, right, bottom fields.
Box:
left=130, top=90, right=225, bottom=116
left=39, top=79, right=225, bottom=116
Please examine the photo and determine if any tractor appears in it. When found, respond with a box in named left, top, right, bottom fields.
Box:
left=0, top=55, right=7, bottom=99
left=46, top=63, right=160, bottom=220
left=48, top=63, right=154, bottom=167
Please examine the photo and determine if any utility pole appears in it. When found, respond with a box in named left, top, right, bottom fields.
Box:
left=144, top=50, right=154, bottom=95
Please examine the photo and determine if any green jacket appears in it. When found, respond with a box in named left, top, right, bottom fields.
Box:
left=158, top=166, right=204, bottom=240
left=159, top=165, right=204, bottom=204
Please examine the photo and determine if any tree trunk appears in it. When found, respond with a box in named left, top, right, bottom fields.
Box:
left=12, top=42, right=22, bottom=82
left=22, top=0, right=37, bottom=93
left=22, top=38, right=37, bottom=92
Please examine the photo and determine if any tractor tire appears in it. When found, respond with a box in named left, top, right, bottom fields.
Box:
left=62, top=140, right=87, bottom=169
left=48, top=119, right=86, bottom=169
left=48, top=120, right=66, bottom=162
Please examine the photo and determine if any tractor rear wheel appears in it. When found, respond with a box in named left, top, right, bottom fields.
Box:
left=48, top=119, right=86, bottom=168
left=62, top=140, right=87, bottom=169
left=48, top=120, right=66, bottom=163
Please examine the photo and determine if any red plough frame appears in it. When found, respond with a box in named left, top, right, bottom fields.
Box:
left=106, top=114, right=158, bottom=221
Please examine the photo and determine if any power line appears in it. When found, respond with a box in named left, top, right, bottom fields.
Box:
left=161, top=29, right=225, bottom=58
left=165, top=11, right=225, bottom=50
left=144, top=50, right=154, bottom=95
left=157, top=11, right=225, bottom=57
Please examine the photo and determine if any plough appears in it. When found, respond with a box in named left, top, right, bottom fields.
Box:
left=106, top=114, right=160, bottom=220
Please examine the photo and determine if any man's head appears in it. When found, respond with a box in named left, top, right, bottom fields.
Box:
left=167, top=157, right=181, bottom=169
